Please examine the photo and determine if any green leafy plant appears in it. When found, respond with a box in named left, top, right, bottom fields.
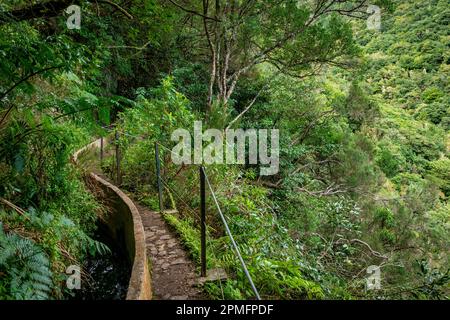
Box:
left=0, top=223, right=53, bottom=300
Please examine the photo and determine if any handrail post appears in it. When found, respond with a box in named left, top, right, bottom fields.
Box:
left=100, top=136, right=104, bottom=165
left=200, top=166, right=207, bottom=277
left=115, top=131, right=121, bottom=185
left=155, top=142, right=164, bottom=212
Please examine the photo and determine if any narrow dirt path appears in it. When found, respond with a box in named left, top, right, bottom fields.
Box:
left=136, top=203, right=203, bottom=300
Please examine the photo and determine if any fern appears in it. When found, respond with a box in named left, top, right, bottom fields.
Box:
left=0, top=223, right=53, bottom=300
left=77, top=231, right=111, bottom=256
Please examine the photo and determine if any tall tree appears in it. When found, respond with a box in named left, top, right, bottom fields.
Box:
left=168, top=0, right=384, bottom=125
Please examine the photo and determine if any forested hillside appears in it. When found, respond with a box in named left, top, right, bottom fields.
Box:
left=0, top=0, right=448, bottom=300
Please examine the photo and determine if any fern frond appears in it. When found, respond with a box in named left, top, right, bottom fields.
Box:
left=0, top=225, right=53, bottom=300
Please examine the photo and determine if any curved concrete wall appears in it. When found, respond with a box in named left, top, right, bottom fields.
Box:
left=72, top=139, right=105, bottom=164
left=73, top=140, right=152, bottom=300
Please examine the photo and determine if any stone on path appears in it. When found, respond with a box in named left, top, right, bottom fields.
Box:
left=198, top=268, right=228, bottom=285
left=135, top=203, right=204, bottom=300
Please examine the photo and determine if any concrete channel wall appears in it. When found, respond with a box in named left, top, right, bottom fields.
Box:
left=73, top=139, right=152, bottom=300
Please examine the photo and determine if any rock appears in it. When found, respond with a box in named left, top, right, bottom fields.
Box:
left=167, top=241, right=177, bottom=248
left=171, top=258, right=188, bottom=265
left=198, top=268, right=228, bottom=285
left=161, top=262, right=170, bottom=270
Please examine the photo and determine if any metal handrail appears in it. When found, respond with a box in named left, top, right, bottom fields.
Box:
left=201, top=166, right=261, bottom=300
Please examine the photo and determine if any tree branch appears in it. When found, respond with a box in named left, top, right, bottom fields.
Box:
left=107, top=40, right=152, bottom=50
left=225, top=69, right=283, bottom=130
left=0, top=198, right=31, bottom=221
left=97, top=0, right=133, bottom=19
left=0, top=65, right=62, bottom=127
left=168, top=0, right=221, bottom=22
left=296, top=182, right=347, bottom=197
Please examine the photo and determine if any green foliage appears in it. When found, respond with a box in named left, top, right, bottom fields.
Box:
left=427, top=158, right=450, bottom=197
left=0, top=223, right=53, bottom=300
left=0, top=0, right=447, bottom=301
left=359, top=0, right=449, bottom=127
left=374, top=207, right=395, bottom=228
left=376, top=142, right=407, bottom=178
left=107, top=77, right=195, bottom=194
left=172, top=63, right=209, bottom=113
left=340, top=82, right=379, bottom=131
left=413, top=260, right=449, bottom=300
left=0, top=54, right=106, bottom=299
left=163, top=182, right=326, bottom=300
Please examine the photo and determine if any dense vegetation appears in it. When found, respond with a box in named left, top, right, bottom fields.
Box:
left=0, top=0, right=448, bottom=300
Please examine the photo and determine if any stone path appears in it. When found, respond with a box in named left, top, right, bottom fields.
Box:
left=135, top=203, right=204, bottom=300
left=80, top=142, right=204, bottom=300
